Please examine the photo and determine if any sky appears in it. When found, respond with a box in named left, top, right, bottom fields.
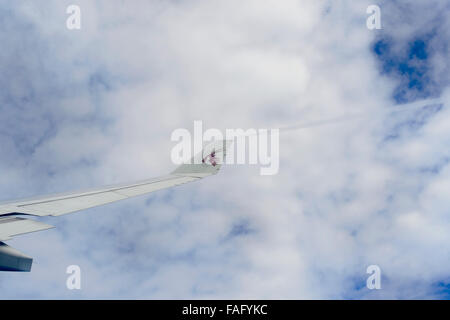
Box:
left=0, top=0, right=449, bottom=299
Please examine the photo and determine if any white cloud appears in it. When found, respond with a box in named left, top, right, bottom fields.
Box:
left=0, top=0, right=449, bottom=299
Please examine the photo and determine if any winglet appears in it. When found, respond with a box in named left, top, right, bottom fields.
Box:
left=171, top=140, right=232, bottom=178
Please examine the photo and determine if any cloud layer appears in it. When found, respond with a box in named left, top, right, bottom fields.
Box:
left=0, top=0, right=449, bottom=299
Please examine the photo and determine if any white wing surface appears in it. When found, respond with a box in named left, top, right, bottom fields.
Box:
left=0, top=140, right=229, bottom=235
left=0, top=140, right=230, bottom=271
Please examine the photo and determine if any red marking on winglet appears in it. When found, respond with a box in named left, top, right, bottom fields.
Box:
left=202, top=150, right=218, bottom=166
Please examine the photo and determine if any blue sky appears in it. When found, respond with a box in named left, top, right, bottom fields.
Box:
left=374, top=32, right=444, bottom=103
left=0, top=0, right=449, bottom=299
left=373, top=1, right=449, bottom=104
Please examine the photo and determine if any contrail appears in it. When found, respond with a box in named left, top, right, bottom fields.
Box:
left=218, top=97, right=444, bottom=140
left=278, top=97, right=444, bottom=133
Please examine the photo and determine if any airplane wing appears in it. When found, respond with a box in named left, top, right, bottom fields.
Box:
left=0, top=140, right=230, bottom=271
left=0, top=175, right=201, bottom=217
left=0, top=217, right=54, bottom=242
left=0, top=140, right=228, bottom=218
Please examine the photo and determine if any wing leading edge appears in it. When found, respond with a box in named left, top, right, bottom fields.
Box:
left=0, top=175, right=200, bottom=217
